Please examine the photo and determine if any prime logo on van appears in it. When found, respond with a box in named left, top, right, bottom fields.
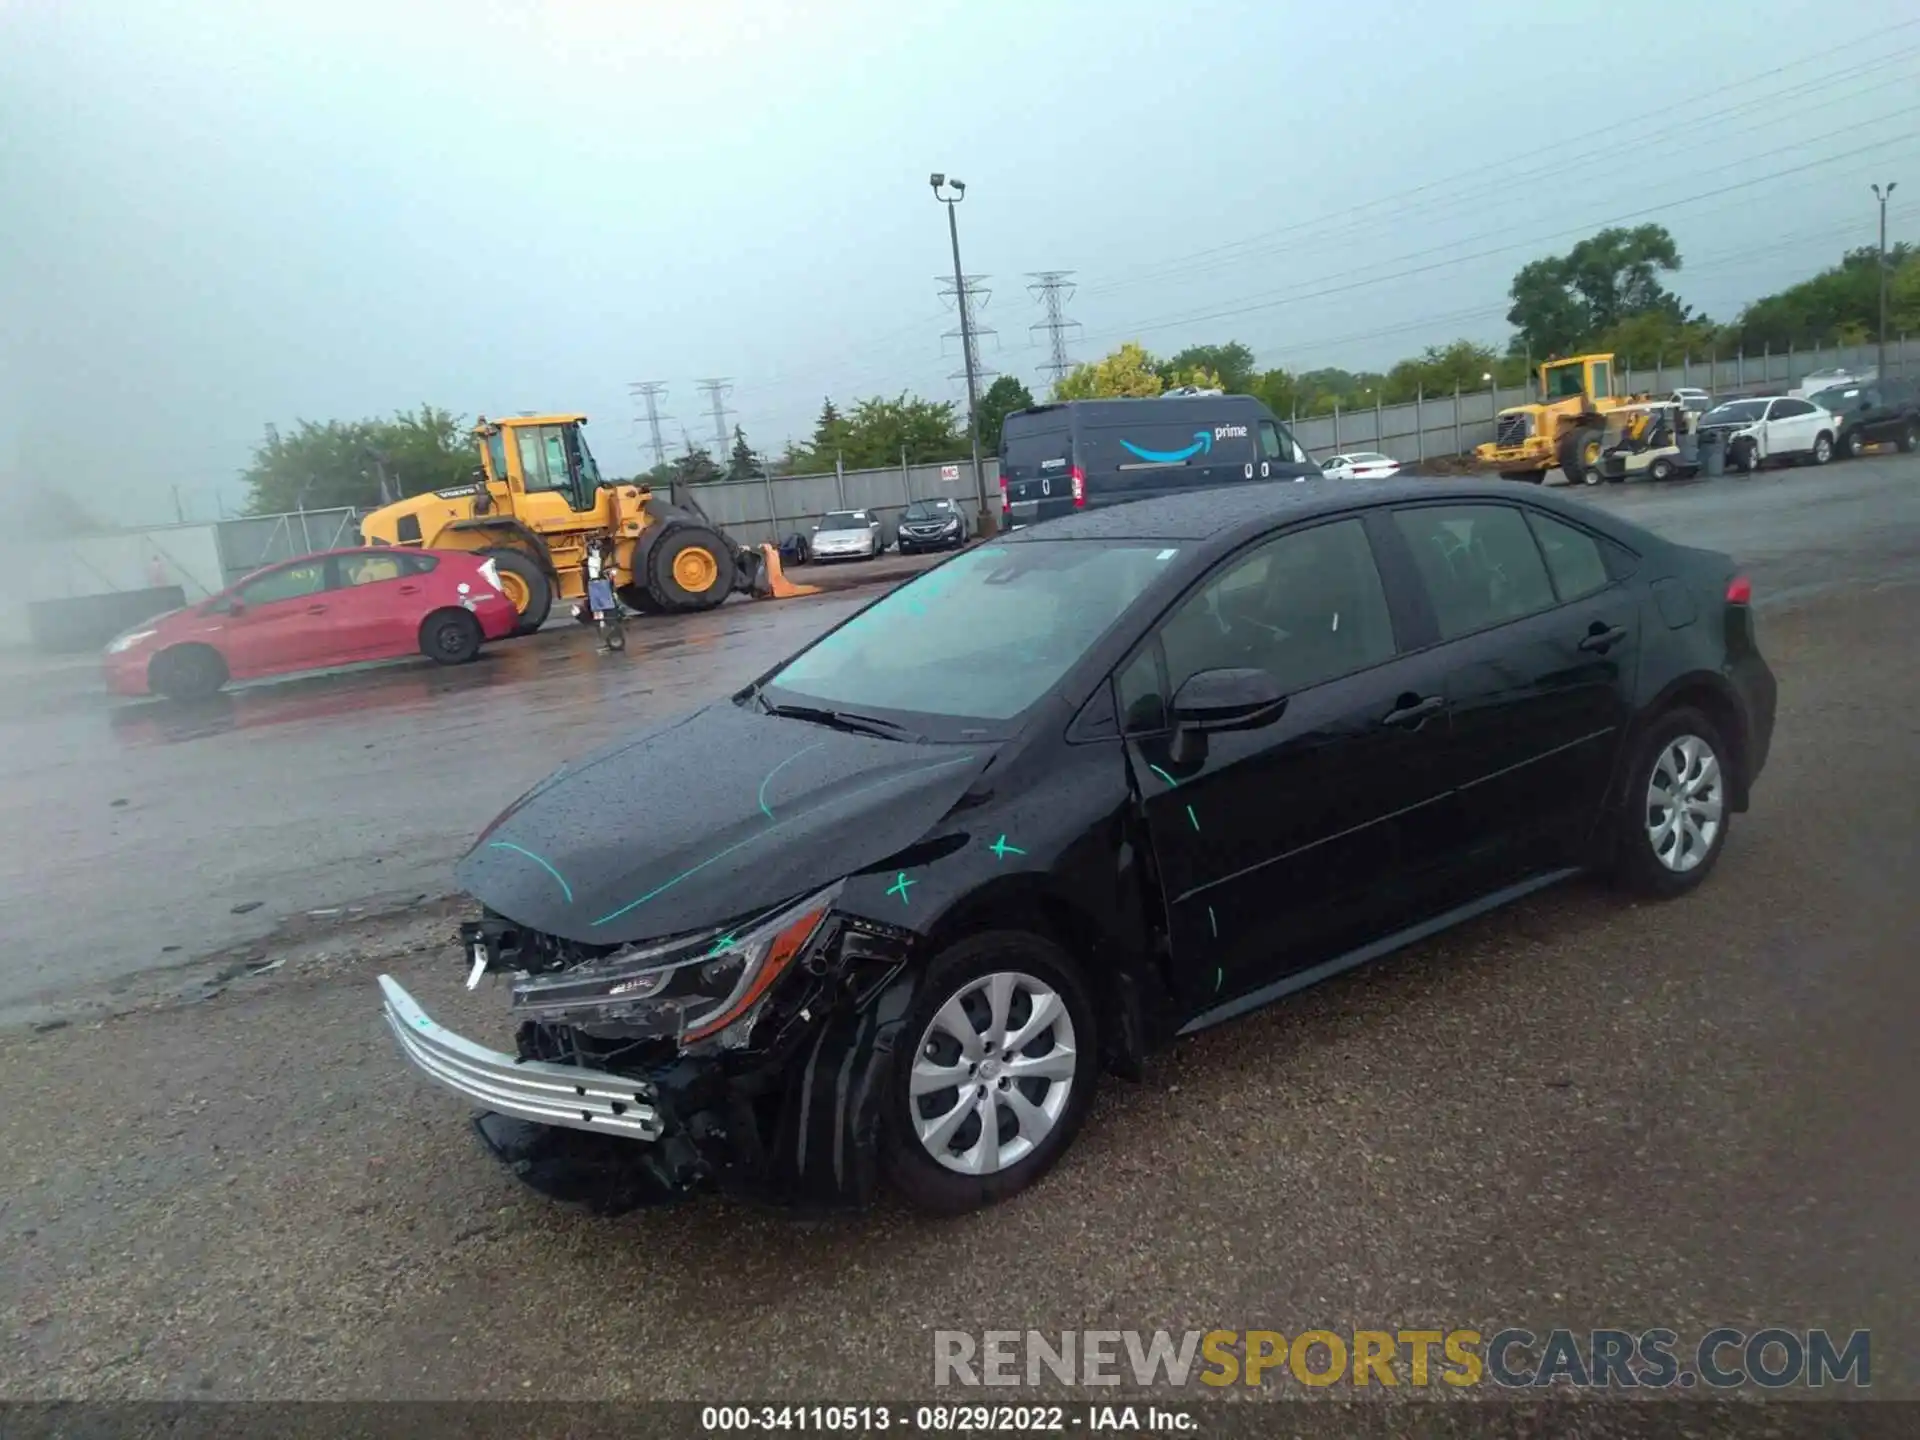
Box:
left=1119, top=425, right=1251, bottom=465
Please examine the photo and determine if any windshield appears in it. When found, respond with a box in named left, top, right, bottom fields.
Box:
left=764, top=540, right=1177, bottom=725
left=819, top=511, right=869, bottom=531
left=1704, top=400, right=1766, bottom=425
left=1543, top=363, right=1587, bottom=401
left=903, top=500, right=954, bottom=519
left=1809, top=387, right=1860, bottom=411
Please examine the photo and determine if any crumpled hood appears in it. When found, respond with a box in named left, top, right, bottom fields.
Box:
left=458, top=700, right=993, bottom=944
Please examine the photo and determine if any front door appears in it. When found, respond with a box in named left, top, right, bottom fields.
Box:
left=1118, top=515, right=1456, bottom=1012
left=1386, top=501, right=1639, bottom=886
left=219, top=557, right=341, bottom=677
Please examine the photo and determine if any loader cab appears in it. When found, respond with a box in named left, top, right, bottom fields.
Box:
left=477, top=416, right=604, bottom=514
left=1540, top=355, right=1614, bottom=406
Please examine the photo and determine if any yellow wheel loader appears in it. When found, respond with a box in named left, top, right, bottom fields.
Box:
left=1474, top=354, right=1646, bottom=484
left=359, top=414, right=815, bottom=635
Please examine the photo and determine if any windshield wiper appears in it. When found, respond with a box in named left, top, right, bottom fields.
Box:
left=758, top=696, right=922, bottom=742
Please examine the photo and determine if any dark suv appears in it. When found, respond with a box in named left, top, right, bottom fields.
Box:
left=1809, top=377, right=1920, bottom=459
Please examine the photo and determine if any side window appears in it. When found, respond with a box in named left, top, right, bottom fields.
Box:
left=1150, top=518, right=1396, bottom=707
left=517, top=426, right=573, bottom=494
left=1591, top=361, right=1611, bottom=399
left=343, top=554, right=406, bottom=587
left=1525, top=511, right=1611, bottom=602
left=398, top=552, right=440, bottom=576
left=1115, top=646, right=1166, bottom=734
left=1772, top=399, right=1812, bottom=419
left=238, top=559, right=328, bottom=606
left=1392, top=504, right=1557, bottom=639
left=484, top=431, right=509, bottom=483
left=1258, top=420, right=1284, bottom=459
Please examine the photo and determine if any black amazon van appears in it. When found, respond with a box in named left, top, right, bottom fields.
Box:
left=998, top=393, right=1317, bottom=528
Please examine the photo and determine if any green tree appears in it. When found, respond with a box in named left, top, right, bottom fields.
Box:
left=1591, top=310, right=1723, bottom=369
left=977, top=375, right=1034, bottom=454
left=1506, top=225, right=1689, bottom=359
left=1055, top=342, right=1169, bottom=399
left=241, top=405, right=472, bottom=514
left=1383, top=339, right=1502, bottom=402
left=728, top=425, right=765, bottom=480
left=669, top=442, right=725, bottom=487
left=1728, top=244, right=1915, bottom=351
left=1160, top=341, right=1257, bottom=393
left=786, top=393, right=965, bottom=470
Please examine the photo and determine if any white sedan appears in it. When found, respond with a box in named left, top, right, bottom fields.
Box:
left=1319, top=451, right=1401, bottom=479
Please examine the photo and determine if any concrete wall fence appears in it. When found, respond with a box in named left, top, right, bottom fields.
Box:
left=6, top=337, right=1910, bottom=648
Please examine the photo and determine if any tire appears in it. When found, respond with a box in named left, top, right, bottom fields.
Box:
left=882, top=930, right=1099, bottom=1215
left=419, top=608, right=482, bottom=665
left=481, top=548, right=552, bottom=635
left=1898, top=421, right=1918, bottom=454
left=1583, top=465, right=1603, bottom=486
left=645, top=524, right=736, bottom=613
left=149, top=644, right=227, bottom=701
left=1557, top=426, right=1600, bottom=484
left=1841, top=428, right=1865, bottom=459
left=1810, top=432, right=1833, bottom=466
left=1732, top=438, right=1760, bottom=474
left=1648, top=457, right=1675, bottom=482
left=1612, top=707, right=1733, bottom=900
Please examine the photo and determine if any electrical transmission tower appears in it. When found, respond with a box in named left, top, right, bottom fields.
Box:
left=694, top=378, right=734, bottom=462
left=937, top=274, right=997, bottom=391
left=1026, top=272, right=1080, bottom=384
left=628, top=381, right=671, bottom=469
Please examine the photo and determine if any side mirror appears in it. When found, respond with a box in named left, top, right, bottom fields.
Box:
left=225, top=598, right=246, bottom=617
left=1171, top=667, right=1286, bottom=733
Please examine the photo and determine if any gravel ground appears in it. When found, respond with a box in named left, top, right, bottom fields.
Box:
left=1, top=578, right=1914, bottom=1404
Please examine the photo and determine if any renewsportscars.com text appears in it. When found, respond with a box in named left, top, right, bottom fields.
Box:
left=932, top=1328, right=1870, bottom=1390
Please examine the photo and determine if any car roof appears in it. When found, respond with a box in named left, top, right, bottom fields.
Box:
left=999, top=476, right=1611, bottom=545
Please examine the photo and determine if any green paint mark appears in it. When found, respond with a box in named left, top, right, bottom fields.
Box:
left=1207, top=905, right=1217, bottom=938
left=1149, top=764, right=1178, bottom=789
left=592, top=754, right=977, bottom=926
left=756, top=742, right=826, bottom=819
left=486, top=842, right=574, bottom=904
left=1215, top=967, right=1224, bottom=993
left=706, top=931, right=739, bottom=957
left=887, top=872, right=915, bottom=905
left=1186, top=804, right=1200, bottom=832
left=988, top=834, right=1026, bottom=860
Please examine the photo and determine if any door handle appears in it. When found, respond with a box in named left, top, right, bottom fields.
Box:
left=306, top=604, right=329, bottom=615
left=1579, top=623, right=1628, bottom=654
left=397, top=584, right=421, bottom=594
left=1382, top=694, right=1443, bottom=729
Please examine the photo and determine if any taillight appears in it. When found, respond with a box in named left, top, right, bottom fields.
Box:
left=999, top=473, right=1009, bottom=514
left=1726, top=575, right=1752, bottom=605
left=1070, top=465, right=1086, bottom=508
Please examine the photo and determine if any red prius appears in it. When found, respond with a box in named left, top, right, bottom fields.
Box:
left=103, top=548, right=520, bottom=700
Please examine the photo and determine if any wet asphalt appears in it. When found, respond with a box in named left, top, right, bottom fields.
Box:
left=0, top=455, right=1916, bottom=1402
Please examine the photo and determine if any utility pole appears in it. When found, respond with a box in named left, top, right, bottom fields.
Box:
left=931, top=174, right=993, bottom=533
left=1872, top=182, right=1898, bottom=381
left=1027, top=271, right=1081, bottom=387
left=628, top=381, right=671, bottom=471
left=695, top=379, right=734, bottom=466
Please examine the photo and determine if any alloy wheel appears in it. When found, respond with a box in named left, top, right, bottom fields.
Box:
left=909, top=971, right=1078, bottom=1176
left=1645, top=734, right=1724, bottom=873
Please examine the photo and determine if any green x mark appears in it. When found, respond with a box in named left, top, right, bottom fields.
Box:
left=706, top=931, right=739, bottom=956
left=988, top=834, right=1026, bottom=860
left=887, top=872, right=915, bottom=904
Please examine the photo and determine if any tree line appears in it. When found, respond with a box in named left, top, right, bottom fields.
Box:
left=239, top=228, right=1917, bottom=513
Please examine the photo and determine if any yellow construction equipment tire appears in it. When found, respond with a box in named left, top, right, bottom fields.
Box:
left=482, top=547, right=552, bottom=635
left=645, top=525, right=736, bottom=613
left=1557, top=426, right=1603, bottom=484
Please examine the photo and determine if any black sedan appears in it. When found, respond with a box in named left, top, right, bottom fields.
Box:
left=379, top=480, right=1776, bottom=1216
left=896, top=497, right=969, bottom=553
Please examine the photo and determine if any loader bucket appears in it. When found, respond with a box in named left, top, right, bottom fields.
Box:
left=753, top=543, right=821, bottom=599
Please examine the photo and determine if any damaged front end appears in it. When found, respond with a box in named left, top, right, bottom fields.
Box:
left=378, top=884, right=919, bottom=1214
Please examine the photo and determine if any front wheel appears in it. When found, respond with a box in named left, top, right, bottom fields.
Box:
left=1612, top=708, right=1732, bottom=900
left=882, top=931, right=1099, bottom=1215
left=644, top=524, right=736, bottom=613
left=149, top=644, right=227, bottom=701
left=1648, top=457, right=1675, bottom=482
left=1810, top=432, right=1834, bottom=465
left=1898, top=420, right=1918, bottom=454
left=1841, top=428, right=1865, bottom=459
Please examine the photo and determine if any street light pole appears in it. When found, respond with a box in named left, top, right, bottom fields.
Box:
left=1872, top=182, right=1897, bottom=381
left=931, top=173, right=991, bottom=534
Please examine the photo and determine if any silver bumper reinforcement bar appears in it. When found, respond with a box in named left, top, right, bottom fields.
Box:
left=378, top=974, right=664, bottom=1141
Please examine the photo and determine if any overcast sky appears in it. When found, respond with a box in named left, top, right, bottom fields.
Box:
left=3, top=0, right=1916, bottom=524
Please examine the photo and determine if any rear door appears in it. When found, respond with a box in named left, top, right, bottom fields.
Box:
left=331, top=551, right=434, bottom=658
left=999, top=413, right=1075, bottom=527
left=1385, top=501, right=1640, bottom=888
left=1119, top=515, right=1458, bottom=1011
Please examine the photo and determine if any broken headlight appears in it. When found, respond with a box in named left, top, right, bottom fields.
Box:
left=508, top=882, right=840, bottom=1048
